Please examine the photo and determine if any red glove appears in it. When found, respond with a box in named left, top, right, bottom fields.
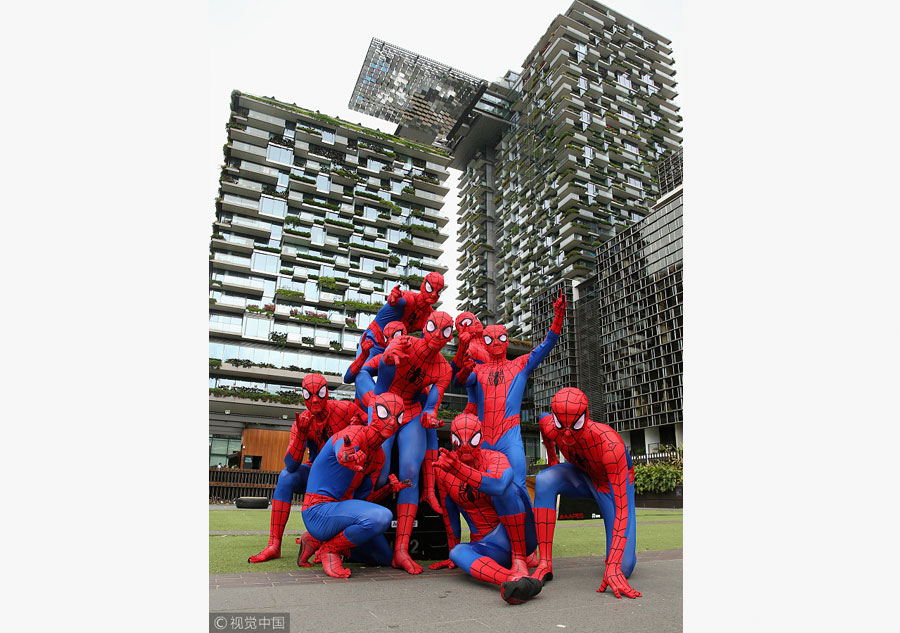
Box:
left=428, top=558, right=457, bottom=570
left=383, top=337, right=410, bottom=366
left=387, top=285, right=403, bottom=306
left=455, top=355, right=476, bottom=386
left=420, top=411, right=444, bottom=429
left=337, top=436, right=366, bottom=471
left=294, top=411, right=312, bottom=436
left=435, top=447, right=460, bottom=472
left=550, top=289, right=567, bottom=334
left=388, top=474, right=412, bottom=493
left=598, top=564, right=642, bottom=599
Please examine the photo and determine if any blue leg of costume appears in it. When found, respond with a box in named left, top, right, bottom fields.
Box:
left=482, top=425, right=528, bottom=492
left=395, top=412, right=427, bottom=505
left=449, top=523, right=515, bottom=571
left=533, top=463, right=637, bottom=578
left=273, top=464, right=309, bottom=503
left=301, top=499, right=393, bottom=547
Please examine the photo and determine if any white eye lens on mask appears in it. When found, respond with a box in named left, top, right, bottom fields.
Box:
left=484, top=335, right=492, bottom=345
left=376, top=404, right=388, bottom=419
left=552, top=413, right=562, bottom=429
left=302, top=388, right=311, bottom=400
left=451, top=434, right=460, bottom=448
left=461, top=319, right=472, bottom=327
left=317, top=386, right=327, bottom=398
left=396, top=412, right=404, bottom=425
left=442, top=326, right=452, bottom=338
left=392, top=331, right=402, bottom=339
left=426, top=321, right=436, bottom=332
left=425, top=281, right=433, bottom=293
left=470, top=432, right=482, bottom=447
left=573, top=412, right=586, bottom=430
left=499, top=334, right=508, bottom=342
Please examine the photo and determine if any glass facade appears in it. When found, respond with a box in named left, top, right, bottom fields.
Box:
left=592, top=191, right=683, bottom=438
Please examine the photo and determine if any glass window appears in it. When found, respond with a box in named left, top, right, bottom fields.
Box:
left=266, top=144, right=293, bottom=165
left=259, top=196, right=287, bottom=219
left=316, top=174, right=330, bottom=193
left=321, top=129, right=335, bottom=144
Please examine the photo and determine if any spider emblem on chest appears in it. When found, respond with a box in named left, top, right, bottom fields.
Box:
left=406, top=365, right=426, bottom=386
left=489, top=369, right=506, bottom=386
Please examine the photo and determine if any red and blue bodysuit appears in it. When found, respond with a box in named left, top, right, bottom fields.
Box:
left=430, top=413, right=543, bottom=605
left=354, top=311, right=453, bottom=574
left=248, top=373, right=362, bottom=564
left=353, top=272, right=445, bottom=363
left=458, top=291, right=567, bottom=489
left=298, top=392, right=409, bottom=578
left=532, top=387, right=640, bottom=599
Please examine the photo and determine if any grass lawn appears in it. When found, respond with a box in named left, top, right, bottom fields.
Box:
left=209, top=508, right=682, bottom=575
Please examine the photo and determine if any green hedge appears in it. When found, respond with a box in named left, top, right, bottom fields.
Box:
left=633, top=462, right=683, bottom=495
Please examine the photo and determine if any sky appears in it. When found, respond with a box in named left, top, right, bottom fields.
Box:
left=208, top=0, right=684, bottom=311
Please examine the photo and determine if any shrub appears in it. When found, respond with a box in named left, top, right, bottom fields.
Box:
left=633, top=461, right=683, bottom=495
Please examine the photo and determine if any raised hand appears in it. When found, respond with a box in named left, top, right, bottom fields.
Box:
left=294, top=410, right=312, bottom=435
left=428, top=558, right=457, bottom=570
left=387, top=285, right=403, bottom=306
left=435, top=447, right=460, bottom=472
left=338, top=436, right=366, bottom=471
left=389, top=474, right=412, bottom=493
left=597, top=565, right=641, bottom=599
left=550, top=289, right=567, bottom=334
left=420, top=411, right=444, bottom=429
left=383, top=337, right=411, bottom=366
left=360, top=337, right=375, bottom=355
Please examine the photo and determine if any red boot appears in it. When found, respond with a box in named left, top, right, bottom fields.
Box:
left=391, top=503, right=423, bottom=574
left=295, top=531, right=322, bottom=568
left=499, top=512, right=529, bottom=578
left=530, top=507, right=557, bottom=583
left=248, top=499, right=290, bottom=563
left=317, top=531, right=355, bottom=578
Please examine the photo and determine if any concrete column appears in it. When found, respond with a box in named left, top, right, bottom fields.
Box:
left=644, top=426, right=661, bottom=452
left=674, top=422, right=683, bottom=448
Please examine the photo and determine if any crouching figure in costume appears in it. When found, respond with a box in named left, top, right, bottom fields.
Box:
left=343, top=321, right=408, bottom=385
left=298, top=392, right=409, bottom=578
left=532, top=388, right=640, bottom=599
left=429, top=413, right=543, bottom=605
left=355, top=311, right=454, bottom=574
left=248, top=373, right=362, bottom=563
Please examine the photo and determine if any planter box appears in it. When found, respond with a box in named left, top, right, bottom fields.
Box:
left=636, top=485, right=682, bottom=509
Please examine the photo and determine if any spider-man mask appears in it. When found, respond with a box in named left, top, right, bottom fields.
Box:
left=482, top=324, right=509, bottom=358
left=419, top=272, right=445, bottom=305
left=450, top=413, right=483, bottom=466
left=423, top=311, right=454, bottom=351
left=302, top=373, right=329, bottom=415
left=455, top=311, right=483, bottom=338
left=550, top=387, right=589, bottom=446
left=383, top=320, right=407, bottom=342
left=369, top=392, right=405, bottom=439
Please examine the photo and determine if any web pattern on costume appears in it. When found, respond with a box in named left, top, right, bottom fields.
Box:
left=538, top=388, right=639, bottom=598
left=286, top=400, right=361, bottom=464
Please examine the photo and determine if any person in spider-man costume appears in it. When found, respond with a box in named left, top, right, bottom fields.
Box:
left=343, top=321, right=407, bottom=385
left=248, top=373, right=363, bottom=563
left=457, top=290, right=567, bottom=489
left=354, top=311, right=454, bottom=574
left=298, top=392, right=410, bottom=578
left=450, top=312, right=489, bottom=377
left=354, top=272, right=445, bottom=365
left=531, top=387, right=640, bottom=599
left=429, top=413, right=543, bottom=605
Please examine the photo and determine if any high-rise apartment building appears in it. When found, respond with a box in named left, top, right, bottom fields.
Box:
left=452, top=0, right=682, bottom=340
left=208, top=90, right=454, bottom=468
